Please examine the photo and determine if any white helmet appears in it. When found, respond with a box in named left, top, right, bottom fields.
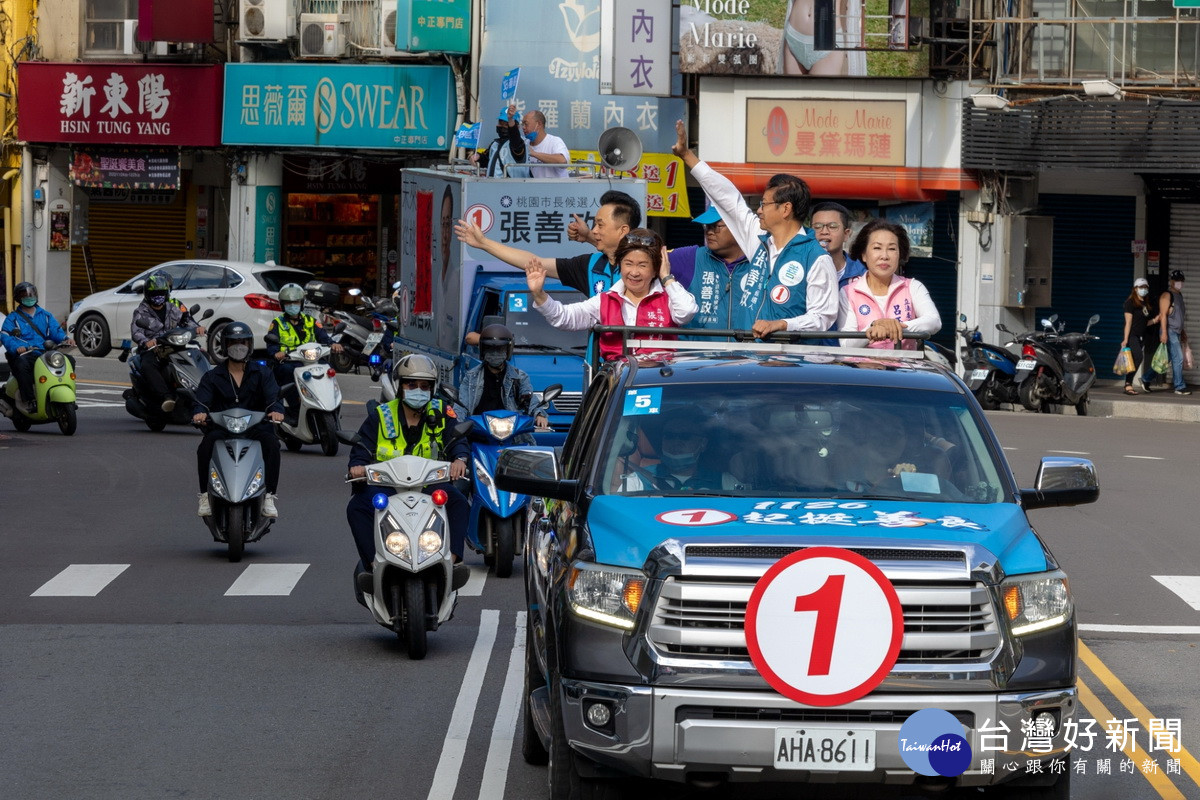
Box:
left=393, top=353, right=438, bottom=396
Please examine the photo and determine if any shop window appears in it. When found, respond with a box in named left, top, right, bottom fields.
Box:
left=284, top=193, right=380, bottom=297
left=84, top=0, right=137, bottom=54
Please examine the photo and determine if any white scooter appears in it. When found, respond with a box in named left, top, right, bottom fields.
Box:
left=349, top=452, right=471, bottom=659
left=200, top=408, right=276, bottom=562
left=275, top=342, right=343, bottom=456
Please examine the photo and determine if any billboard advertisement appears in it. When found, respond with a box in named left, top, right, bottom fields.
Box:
left=679, top=0, right=929, bottom=78
left=745, top=98, right=906, bottom=166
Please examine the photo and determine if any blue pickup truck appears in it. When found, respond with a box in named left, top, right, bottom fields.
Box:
left=497, top=341, right=1095, bottom=799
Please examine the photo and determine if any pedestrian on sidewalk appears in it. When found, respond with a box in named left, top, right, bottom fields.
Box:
left=1159, top=269, right=1191, bottom=395
left=1122, top=277, right=1161, bottom=394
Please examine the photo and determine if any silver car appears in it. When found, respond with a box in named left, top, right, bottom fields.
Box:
left=68, top=260, right=315, bottom=359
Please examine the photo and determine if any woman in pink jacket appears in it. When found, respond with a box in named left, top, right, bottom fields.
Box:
left=837, top=219, right=941, bottom=349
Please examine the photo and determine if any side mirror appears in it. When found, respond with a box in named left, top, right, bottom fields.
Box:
left=959, top=313, right=968, bottom=323
left=348, top=288, right=363, bottom=297
left=336, top=429, right=361, bottom=446
left=132, top=280, right=145, bottom=294
left=189, top=304, right=201, bottom=315
left=441, top=384, right=461, bottom=407
left=333, top=322, right=347, bottom=335
left=1020, top=457, right=1099, bottom=510
left=264, top=333, right=280, bottom=346
left=201, top=309, right=215, bottom=320
left=495, top=448, right=579, bottom=503
left=541, top=383, right=564, bottom=405
left=391, top=281, right=402, bottom=290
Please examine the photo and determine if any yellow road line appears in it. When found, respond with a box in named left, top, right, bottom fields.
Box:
left=1080, top=638, right=1200, bottom=791
left=1077, top=677, right=1185, bottom=799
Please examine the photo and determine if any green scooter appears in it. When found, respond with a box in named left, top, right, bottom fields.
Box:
left=1, top=340, right=79, bottom=435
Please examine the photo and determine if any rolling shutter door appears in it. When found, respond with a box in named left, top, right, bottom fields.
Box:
left=1168, top=203, right=1200, bottom=382
left=70, top=198, right=187, bottom=302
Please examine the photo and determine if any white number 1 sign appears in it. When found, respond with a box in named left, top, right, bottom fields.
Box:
left=745, top=547, right=903, bottom=707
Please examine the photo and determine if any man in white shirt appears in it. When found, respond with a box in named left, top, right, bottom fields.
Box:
left=521, top=110, right=570, bottom=178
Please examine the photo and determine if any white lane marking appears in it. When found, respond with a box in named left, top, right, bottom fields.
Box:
left=1152, top=576, right=1200, bottom=611
left=479, top=612, right=528, bottom=800
left=427, top=608, right=500, bottom=800
left=1002, top=446, right=1017, bottom=451
left=1081, top=624, right=1200, bottom=635
left=458, top=565, right=488, bottom=597
left=1048, top=450, right=1090, bottom=455
left=76, top=387, right=126, bottom=408
left=224, top=563, right=310, bottom=596
left=1124, top=455, right=1165, bottom=460
left=31, top=564, right=129, bottom=597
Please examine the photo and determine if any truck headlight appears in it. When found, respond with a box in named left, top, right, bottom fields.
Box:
left=1001, top=571, right=1072, bottom=636
left=567, top=562, right=646, bottom=630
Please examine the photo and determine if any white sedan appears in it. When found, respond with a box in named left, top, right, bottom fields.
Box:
left=68, top=260, right=314, bottom=359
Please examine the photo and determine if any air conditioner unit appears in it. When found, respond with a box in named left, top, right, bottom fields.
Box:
left=380, top=0, right=402, bottom=57
left=241, top=0, right=296, bottom=41
left=299, top=13, right=348, bottom=58
left=122, top=20, right=141, bottom=55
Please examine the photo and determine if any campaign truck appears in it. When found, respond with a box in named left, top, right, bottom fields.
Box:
left=496, top=336, right=1094, bottom=799
left=391, top=168, right=647, bottom=432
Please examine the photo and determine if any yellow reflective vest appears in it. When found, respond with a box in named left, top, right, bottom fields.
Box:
left=273, top=315, right=317, bottom=351
left=375, top=398, right=450, bottom=461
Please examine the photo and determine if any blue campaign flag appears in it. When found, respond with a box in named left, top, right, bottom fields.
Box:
left=500, top=67, right=520, bottom=103
left=454, top=122, right=481, bottom=150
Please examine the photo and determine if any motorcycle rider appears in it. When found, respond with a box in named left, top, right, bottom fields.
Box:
left=266, top=283, right=342, bottom=422
left=1, top=282, right=75, bottom=413
left=191, top=321, right=284, bottom=518
left=457, top=323, right=549, bottom=438
left=130, top=270, right=206, bottom=413
left=346, top=354, right=469, bottom=575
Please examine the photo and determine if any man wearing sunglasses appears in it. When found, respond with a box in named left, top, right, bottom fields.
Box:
left=665, top=205, right=749, bottom=331
left=671, top=120, right=838, bottom=341
left=811, top=201, right=867, bottom=288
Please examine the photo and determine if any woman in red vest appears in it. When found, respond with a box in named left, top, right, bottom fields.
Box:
left=837, top=218, right=941, bottom=349
left=528, top=229, right=698, bottom=360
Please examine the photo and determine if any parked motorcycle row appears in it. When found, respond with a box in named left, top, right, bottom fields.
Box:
left=959, top=312, right=1101, bottom=415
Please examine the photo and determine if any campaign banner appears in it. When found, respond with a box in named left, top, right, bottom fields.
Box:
left=454, top=122, right=482, bottom=150
left=222, top=63, right=455, bottom=150
left=500, top=67, right=521, bottom=103
left=882, top=201, right=934, bottom=259
left=568, top=150, right=691, bottom=218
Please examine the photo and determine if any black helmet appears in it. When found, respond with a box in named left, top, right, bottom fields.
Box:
left=1170, top=269, right=1185, bottom=282
left=479, top=323, right=514, bottom=362
left=144, top=271, right=172, bottom=296
left=221, top=321, right=254, bottom=361
left=14, top=281, right=37, bottom=302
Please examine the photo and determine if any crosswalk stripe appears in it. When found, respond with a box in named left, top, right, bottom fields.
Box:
left=31, top=564, right=129, bottom=597
left=224, top=563, right=310, bottom=596
left=1153, top=575, right=1200, bottom=610
left=457, top=565, right=488, bottom=597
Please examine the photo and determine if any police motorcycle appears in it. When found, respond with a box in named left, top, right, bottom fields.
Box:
left=120, top=307, right=215, bottom=432
left=266, top=336, right=344, bottom=457
left=197, top=406, right=276, bottom=562
left=1011, top=313, right=1101, bottom=415
left=462, top=385, right=562, bottom=578
left=326, top=287, right=395, bottom=375
left=343, top=408, right=472, bottom=660
left=0, top=339, right=78, bottom=435
left=960, top=314, right=1021, bottom=410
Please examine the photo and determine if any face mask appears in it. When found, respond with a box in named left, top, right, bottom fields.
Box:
left=1137, top=287, right=1149, bottom=298
left=226, top=343, right=251, bottom=361
left=483, top=350, right=507, bottom=368
left=20, top=297, right=37, bottom=308
left=283, top=304, right=302, bottom=317
left=524, top=130, right=537, bottom=143
left=149, top=294, right=167, bottom=307
left=403, top=389, right=431, bottom=409
left=660, top=450, right=700, bottom=472
left=1174, top=282, right=1184, bottom=291
left=496, top=125, right=508, bottom=138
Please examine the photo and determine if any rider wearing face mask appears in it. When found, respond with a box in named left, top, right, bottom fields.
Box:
left=456, top=324, right=548, bottom=433
left=266, top=283, right=342, bottom=421
left=192, top=321, right=285, bottom=518
left=346, top=354, right=470, bottom=572
left=1, top=281, right=75, bottom=413
left=130, top=271, right=205, bottom=412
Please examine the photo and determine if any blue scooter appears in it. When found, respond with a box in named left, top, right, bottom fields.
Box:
left=463, top=385, right=561, bottom=578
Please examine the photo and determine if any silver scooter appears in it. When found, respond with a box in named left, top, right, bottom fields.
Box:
left=348, top=448, right=471, bottom=659
left=200, top=408, right=276, bottom=562
left=275, top=342, right=343, bottom=456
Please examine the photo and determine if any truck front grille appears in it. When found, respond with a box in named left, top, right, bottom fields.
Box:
left=648, top=578, right=1000, bottom=664
left=551, top=391, right=582, bottom=414
left=676, top=707, right=976, bottom=728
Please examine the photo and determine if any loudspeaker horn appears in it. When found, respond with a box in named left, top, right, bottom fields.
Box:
left=597, top=127, right=642, bottom=172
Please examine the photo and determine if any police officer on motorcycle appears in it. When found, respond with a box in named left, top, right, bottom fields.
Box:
left=266, top=283, right=342, bottom=421
left=346, top=354, right=469, bottom=572
left=192, top=321, right=284, bottom=518
left=130, top=271, right=206, bottom=413
left=1, top=282, right=74, bottom=413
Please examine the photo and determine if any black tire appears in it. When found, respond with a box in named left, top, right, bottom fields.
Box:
left=206, top=321, right=228, bottom=361
left=330, top=348, right=357, bottom=374
left=55, top=403, right=78, bottom=436
left=280, top=430, right=303, bottom=452
left=522, top=619, right=550, bottom=765
left=1018, top=379, right=1043, bottom=413
left=227, top=503, right=245, bottom=562
left=318, top=411, right=339, bottom=457
left=76, top=314, right=112, bottom=357
left=975, top=385, right=1000, bottom=411
left=495, top=515, right=517, bottom=579
left=11, top=409, right=31, bottom=431
left=146, top=418, right=167, bottom=432
left=547, top=672, right=624, bottom=800
left=1075, top=393, right=1089, bottom=416
left=399, top=577, right=428, bottom=659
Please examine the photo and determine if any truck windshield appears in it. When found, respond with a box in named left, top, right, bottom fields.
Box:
left=507, top=290, right=588, bottom=351
left=599, top=383, right=1006, bottom=503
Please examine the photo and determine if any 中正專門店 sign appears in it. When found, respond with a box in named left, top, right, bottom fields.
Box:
left=222, top=63, right=455, bottom=150
left=746, top=99, right=906, bottom=167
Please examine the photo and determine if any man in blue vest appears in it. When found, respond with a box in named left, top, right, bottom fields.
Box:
left=453, top=189, right=642, bottom=298
left=811, top=201, right=867, bottom=288
left=666, top=206, right=749, bottom=332
left=671, top=120, right=838, bottom=340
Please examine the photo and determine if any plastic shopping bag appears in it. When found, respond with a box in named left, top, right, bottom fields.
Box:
left=1186, top=345, right=1195, bottom=371
left=1152, top=342, right=1171, bottom=375
left=1113, top=347, right=1135, bottom=376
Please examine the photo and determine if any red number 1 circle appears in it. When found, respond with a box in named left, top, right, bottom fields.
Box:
left=745, top=547, right=902, bottom=707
